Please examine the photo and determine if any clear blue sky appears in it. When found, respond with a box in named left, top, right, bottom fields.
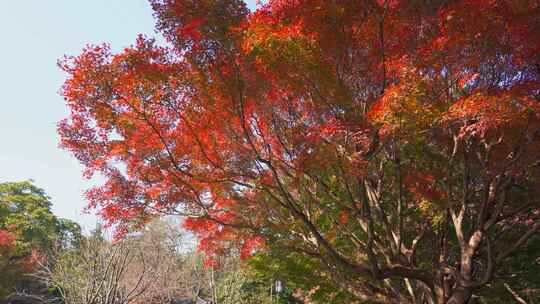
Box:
left=0, top=1, right=258, bottom=231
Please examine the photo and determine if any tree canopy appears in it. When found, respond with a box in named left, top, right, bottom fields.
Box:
left=58, top=1, right=540, bottom=303
left=0, top=181, right=81, bottom=299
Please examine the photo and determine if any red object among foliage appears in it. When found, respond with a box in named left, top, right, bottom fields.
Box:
left=0, top=230, right=15, bottom=247
left=58, top=0, right=540, bottom=303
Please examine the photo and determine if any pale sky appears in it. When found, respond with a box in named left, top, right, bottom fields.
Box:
left=0, top=0, right=258, bottom=231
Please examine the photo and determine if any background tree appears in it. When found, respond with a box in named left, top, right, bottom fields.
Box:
left=58, top=0, right=540, bottom=303
left=42, top=228, right=151, bottom=304
left=40, top=218, right=279, bottom=304
left=0, top=181, right=80, bottom=301
left=247, top=248, right=354, bottom=303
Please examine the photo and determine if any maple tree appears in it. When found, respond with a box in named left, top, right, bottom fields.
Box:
left=58, top=0, right=540, bottom=303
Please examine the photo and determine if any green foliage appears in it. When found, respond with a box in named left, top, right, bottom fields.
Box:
left=55, top=218, right=82, bottom=250
left=213, top=257, right=301, bottom=304
left=247, top=249, right=355, bottom=303
left=0, top=181, right=81, bottom=300
left=475, top=235, right=540, bottom=303
left=0, top=181, right=58, bottom=251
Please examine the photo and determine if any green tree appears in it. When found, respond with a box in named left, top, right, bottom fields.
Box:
left=247, top=249, right=354, bottom=304
left=0, top=181, right=81, bottom=300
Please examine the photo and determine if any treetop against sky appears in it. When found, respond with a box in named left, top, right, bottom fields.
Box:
left=0, top=0, right=259, bottom=230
